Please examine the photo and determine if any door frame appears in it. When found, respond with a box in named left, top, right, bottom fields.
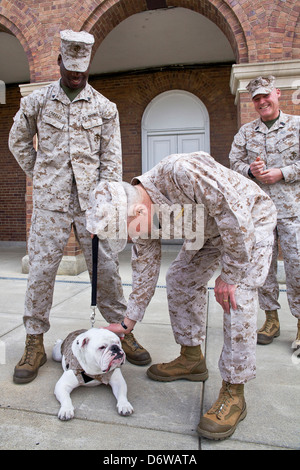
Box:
left=141, top=90, right=210, bottom=173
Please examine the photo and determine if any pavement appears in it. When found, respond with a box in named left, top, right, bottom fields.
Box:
left=0, top=243, right=299, bottom=451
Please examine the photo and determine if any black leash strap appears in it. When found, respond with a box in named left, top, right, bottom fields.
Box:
left=90, top=235, right=99, bottom=327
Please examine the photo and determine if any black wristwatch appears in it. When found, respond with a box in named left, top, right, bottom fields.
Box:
left=248, top=167, right=255, bottom=179
left=121, top=321, right=128, bottom=330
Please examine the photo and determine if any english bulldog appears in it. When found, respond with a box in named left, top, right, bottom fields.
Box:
left=52, top=328, right=133, bottom=421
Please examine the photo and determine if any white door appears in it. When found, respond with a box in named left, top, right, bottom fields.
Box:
left=142, top=90, right=210, bottom=173
left=178, top=133, right=206, bottom=154
left=146, top=132, right=206, bottom=170
left=142, top=90, right=210, bottom=244
left=147, top=135, right=177, bottom=169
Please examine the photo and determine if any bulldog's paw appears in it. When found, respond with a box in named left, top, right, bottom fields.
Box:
left=117, top=400, right=134, bottom=416
left=58, top=405, right=75, bottom=421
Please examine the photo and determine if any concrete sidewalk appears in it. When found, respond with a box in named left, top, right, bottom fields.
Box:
left=0, top=244, right=299, bottom=450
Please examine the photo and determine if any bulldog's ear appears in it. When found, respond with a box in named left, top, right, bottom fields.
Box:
left=82, top=337, right=90, bottom=347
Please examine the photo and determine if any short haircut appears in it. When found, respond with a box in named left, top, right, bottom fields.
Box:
left=120, top=182, right=143, bottom=216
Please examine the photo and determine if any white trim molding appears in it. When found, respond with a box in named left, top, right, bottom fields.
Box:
left=230, top=60, right=300, bottom=104
left=141, top=90, right=210, bottom=173
left=19, top=81, right=52, bottom=97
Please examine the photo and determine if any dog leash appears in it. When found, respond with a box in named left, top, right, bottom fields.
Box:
left=90, top=235, right=99, bottom=328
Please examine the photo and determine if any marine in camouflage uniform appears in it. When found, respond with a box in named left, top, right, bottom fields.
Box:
left=128, top=153, right=276, bottom=383
left=229, top=76, right=300, bottom=348
left=9, top=30, right=150, bottom=385
left=86, top=151, right=277, bottom=439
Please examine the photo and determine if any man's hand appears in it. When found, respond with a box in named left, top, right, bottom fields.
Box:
left=250, top=156, right=265, bottom=177
left=104, top=318, right=136, bottom=338
left=214, top=275, right=237, bottom=313
left=257, top=168, right=283, bottom=185
left=250, top=157, right=283, bottom=184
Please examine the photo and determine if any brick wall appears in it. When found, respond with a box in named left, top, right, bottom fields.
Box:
left=1, top=0, right=299, bottom=244
left=0, top=84, right=26, bottom=241
left=2, top=66, right=300, bottom=243
left=0, top=65, right=237, bottom=241
left=238, top=89, right=300, bottom=127
left=90, top=64, right=237, bottom=182
left=1, top=0, right=298, bottom=84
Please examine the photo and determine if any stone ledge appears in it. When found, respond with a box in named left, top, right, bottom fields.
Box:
left=276, top=260, right=286, bottom=285
left=230, top=60, right=300, bottom=104
left=19, top=82, right=52, bottom=97
left=22, top=253, right=87, bottom=276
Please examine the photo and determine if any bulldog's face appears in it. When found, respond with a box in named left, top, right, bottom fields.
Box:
left=72, top=328, right=125, bottom=376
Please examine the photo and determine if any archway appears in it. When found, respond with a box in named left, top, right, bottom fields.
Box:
left=142, top=90, right=210, bottom=173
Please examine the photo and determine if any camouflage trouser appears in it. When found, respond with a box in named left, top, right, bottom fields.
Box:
left=166, top=236, right=273, bottom=384
left=258, top=217, right=300, bottom=319
left=24, top=184, right=127, bottom=334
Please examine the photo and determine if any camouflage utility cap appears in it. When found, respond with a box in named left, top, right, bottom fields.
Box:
left=60, top=30, right=94, bottom=72
left=246, top=76, right=276, bottom=98
left=86, top=181, right=128, bottom=253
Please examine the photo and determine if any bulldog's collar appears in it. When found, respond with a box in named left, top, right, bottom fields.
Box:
left=65, top=361, right=109, bottom=384
left=80, top=370, right=104, bottom=384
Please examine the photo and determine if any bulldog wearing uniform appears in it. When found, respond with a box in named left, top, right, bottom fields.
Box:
left=52, top=328, right=133, bottom=421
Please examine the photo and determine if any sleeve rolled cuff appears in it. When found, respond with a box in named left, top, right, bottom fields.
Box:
left=125, top=304, right=146, bottom=323
left=220, top=267, right=244, bottom=286
left=280, top=166, right=294, bottom=182
left=248, top=167, right=255, bottom=179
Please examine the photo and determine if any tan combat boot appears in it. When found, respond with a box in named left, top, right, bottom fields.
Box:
left=13, top=334, right=47, bottom=384
left=257, top=310, right=280, bottom=345
left=146, top=345, right=208, bottom=382
left=197, top=381, right=247, bottom=440
left=121, top=332, right=151, bottom=366
left=292, top=319, right=300, bottom=350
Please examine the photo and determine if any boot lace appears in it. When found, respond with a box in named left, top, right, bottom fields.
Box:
left=208, top=383, right=233, bottom=419
left=263, top=317, right=276, bottom=334
left=20, top=335, right=38, bottom=366
left=123, top=332, right=142, bottom=351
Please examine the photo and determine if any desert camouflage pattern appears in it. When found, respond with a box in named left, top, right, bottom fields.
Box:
left=166, top=238, right=273, bottom=384
left=246, top=75, right=275, bottom=98
left=126, top=152, right=277, bottom=383
left=23, top=182, right=127, bottom=334
left=9, top=80, right=122, bottom=212
left=60, top=30, right=94, bottom=72
left=229, top=111, right=300, bottom=219
left=9, top=81, right=126, bottom=334
left=60, top=329, right=114, bottom=385
left=229, top=111, right=300, bottom=319
left=258, top=217, right=300, bottom=319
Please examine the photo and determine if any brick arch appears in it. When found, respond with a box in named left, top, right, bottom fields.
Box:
left=266, top=0, right=300, bottom=61
left=90, top=64, right=237, bottom=179
left=120, top=66, right=233, bottom=123
left=165, top=0, right=249, bottom=63
left=0, top=2, right=64, bottom=83
left=82, top=0, right=249, bottom=64
left=282, top=1, right=300, bottom=60
left=0, top=15, right=34, bottom=79
left=292, top=18, right=300, bottom=60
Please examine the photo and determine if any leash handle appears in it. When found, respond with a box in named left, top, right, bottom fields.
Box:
left=90, top=235, right=99, bottom=327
